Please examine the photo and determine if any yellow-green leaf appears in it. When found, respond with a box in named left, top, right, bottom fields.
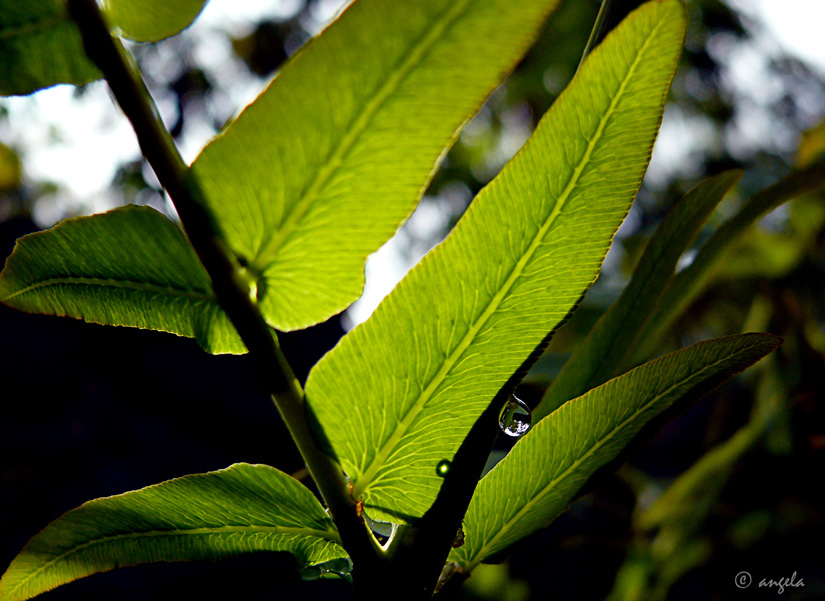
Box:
left=306, top=0, right=686, bottom=522
left=191, top=0, right=563, bottom=331
left=102, top=0, right=207, bottom=42
left=451, top=333, right=781, bottom=569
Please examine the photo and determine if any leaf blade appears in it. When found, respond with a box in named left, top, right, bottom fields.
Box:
left=0, top=206, right=245, bottom=354
left=451, top=333, right=781, bottom=569
left=191, top=0, right=564, bottom=330
left=0, top=464, right=346, bottom=601
left=0, top=0, right=100, bottom=96
left=535, top=169, right=743, bottom=420
left=306, top=0, right=686, bottom=522
left=629, top=156, right=825, bottom=364
left=102, top=0, right=207, bottom=42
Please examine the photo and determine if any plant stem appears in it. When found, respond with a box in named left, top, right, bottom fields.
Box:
left=66, top=0, right=377, bottom=567
left=579, top=0, right=647, bottom=69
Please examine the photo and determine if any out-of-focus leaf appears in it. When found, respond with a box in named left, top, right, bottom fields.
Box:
left=191, top=0, right=564, bottom=331
left=713, top=228, right=806, bottom=280
left=0, top=206, right=246, bottom=353
left=0, top=0, right=99, bottom=96
left=450, top=333, right=781, bottom=569
left=797, top=118, right=825, bottom=168
left=536, top=170, right=742, bottom=420
left=630, top=156, right=825, bottom=365
left=0, top=142, right=22, bottom=192
left=306, top=0, right=686, bottom=523
left=102, top=0, right=207, bottom=42
left=637, top=418, right=765, bottom=532
left=0, top=464, right=346, bottom=601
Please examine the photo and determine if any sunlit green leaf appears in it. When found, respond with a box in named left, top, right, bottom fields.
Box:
left=535, top=170, right=743, bottom=420
left=0, top=0, right=99, bottom=96
left=306, top=0, right=686, bottom=522
left=0, top=464, right=346, bottom=601
left=102, top=0, right=207, bottom=42
left=0, top=206, right=246, bottom=354
left=191, top=0, right=563, bottom=331
left=451, top=333, right=781, bottom=569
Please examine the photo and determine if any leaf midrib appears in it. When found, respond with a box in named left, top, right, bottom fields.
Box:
left=353, top=10, right=659, bottom=503
left=251, top=0, right=473, bottom=267
left=5, top=524, right=342, bottom=596
left=0, top=276, right=214, bottom=303
left=464, top=347, right=750, bottom=569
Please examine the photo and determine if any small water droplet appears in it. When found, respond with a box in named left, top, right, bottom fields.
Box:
left=499, top=394, right=532, bottom=437
left=299, top=558, right=353, bottom=583
left=238, top=266, right=259, bottom=302
left=436, top=459, right=451, bottom=477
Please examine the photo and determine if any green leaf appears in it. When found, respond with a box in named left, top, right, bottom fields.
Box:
left=637, top=419, right=764, bottom=533
left=629, top=155, right=825, bottom=364
left=535, top=170, right=743, bottom=420
left=0, top=0, right=100, bottom=96
left=0, top=206, right=246, bottom=354
left=305, top=0, right=686, bottom=522
left=191, top=0, right=564, bottom=331
left=102, top=0, right=207, bottom=42
left=0, top=142, right=22, bottom=192
left=450, top=333, right=781, bottom=570
left=0, top=464, right=346, bottom=601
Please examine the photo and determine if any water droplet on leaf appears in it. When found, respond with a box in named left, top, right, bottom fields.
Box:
left=436, top=459, right=451, bottom=477
left=299, top=558, right=353, bottom=583
left=237, top=266, right=259, bottom=302
left=499, top=394, right=531, bottom=437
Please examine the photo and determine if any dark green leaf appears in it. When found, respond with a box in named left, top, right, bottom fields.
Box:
left=0, top=464, right=346, bottom=601
left=630, top=156, right=825, bottom=364
left=0, top=206, right=246, bottom=354
left=535, top=170, right=743, bottom=420
left=0, top=0, right=99, bottom=96
left=450, top=333, right=781, bottom=569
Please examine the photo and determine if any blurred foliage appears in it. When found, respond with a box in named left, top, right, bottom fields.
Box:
left=1, top=0, right=825, bottom=600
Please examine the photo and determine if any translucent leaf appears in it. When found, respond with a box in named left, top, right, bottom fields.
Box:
left=0, top=0, right=99, bottom=96
left=0, top=206, right=246, bottom=354
left=451, top=333, right=781, bottom=569
left=102, top=0, right=207, bottom=42
left=191, top=0, right=563, bottom=331
left=535, top=170, right=743, bottom=419
left=306, top=0, right=686, bottom=522
left=0, top=464, right=346, bottom=601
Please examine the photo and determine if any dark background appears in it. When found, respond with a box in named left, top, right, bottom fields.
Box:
left=2, top=0, right=825, bottom=599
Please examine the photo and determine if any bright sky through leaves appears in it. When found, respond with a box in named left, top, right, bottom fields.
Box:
left=0, top=0, right=822, bottom=320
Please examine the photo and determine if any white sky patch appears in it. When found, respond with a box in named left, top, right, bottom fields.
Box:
left=1, top=0, right=824, bottom=311
left=2, top=0, right=821, bottom=212
left=732, top=0, right=825, bottom=75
